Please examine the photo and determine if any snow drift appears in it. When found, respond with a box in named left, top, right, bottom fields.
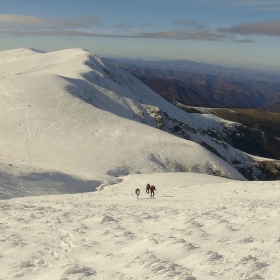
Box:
left=1, top=172, right=280, bottom=279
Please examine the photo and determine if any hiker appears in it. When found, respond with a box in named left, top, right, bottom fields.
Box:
left=150, top=185, right=156, bottom=197
left=146, top=183, right=150, bottom=194
left=135, top=188, right=140, bottom=198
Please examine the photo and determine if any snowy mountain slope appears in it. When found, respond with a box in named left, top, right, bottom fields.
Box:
left=50, top=49, right=277, bottom=180
left=171, top=102, right=280, bottom=179
left=1, top=49, right=280, bottom=280
left=0, top=162, right=101, bottom=200
left=0, top=48, right=244, bottom=191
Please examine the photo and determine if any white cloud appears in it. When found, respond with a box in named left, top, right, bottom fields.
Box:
left=0, top=14, right=273, bottom=43
left=0, top=14, right=54, bottom=27
left=174, top=18, right=209, bottom=31
left=218, top=21, right=280, bottom=37
left=137, top=30, right=223, bottom=41
left=0, top=14, right=102, bottom=31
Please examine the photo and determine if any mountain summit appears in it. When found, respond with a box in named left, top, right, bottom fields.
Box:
left=0, top=48, right=279, bottom=189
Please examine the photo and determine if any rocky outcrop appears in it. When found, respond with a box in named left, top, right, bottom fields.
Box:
left=144, top=105, right=280, bottom=181
left=254, top=161, right=280, bottom=180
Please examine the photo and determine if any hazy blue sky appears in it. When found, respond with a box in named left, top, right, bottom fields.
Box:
left=1, top=0, right=280, bottom=72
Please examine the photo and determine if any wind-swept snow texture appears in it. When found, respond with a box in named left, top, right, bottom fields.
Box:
left=0, top=48, right=244, bottom=185
left=1, top=173, right=280, bottom=279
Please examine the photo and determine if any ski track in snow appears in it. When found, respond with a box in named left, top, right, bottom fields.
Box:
left=0, top=174, right=280, bottom=280
left=20, top=75, right=32, bottom=160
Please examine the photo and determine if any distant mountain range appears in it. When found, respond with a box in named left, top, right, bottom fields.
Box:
left=108, top=58, right=280, bottom=112
left=107, top=57, right=280, bottom=83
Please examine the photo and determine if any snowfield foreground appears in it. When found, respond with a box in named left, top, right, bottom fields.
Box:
left=1, top=172, right=280, bottom=280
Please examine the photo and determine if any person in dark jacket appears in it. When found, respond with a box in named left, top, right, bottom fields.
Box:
left=150, top=185, right=156, bottom=197
left=135, top=188, right=140, bottom=198
left=146, top=183, right=150, bottom=194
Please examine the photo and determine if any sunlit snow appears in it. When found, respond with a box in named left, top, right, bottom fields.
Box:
left=0, top=48, right=279, bottom=279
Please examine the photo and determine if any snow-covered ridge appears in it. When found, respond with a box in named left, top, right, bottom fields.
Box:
left=0, top=48, right=246, bottom=188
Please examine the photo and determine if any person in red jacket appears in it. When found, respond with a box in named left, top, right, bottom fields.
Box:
left=150, top=185, right=156, bottom=197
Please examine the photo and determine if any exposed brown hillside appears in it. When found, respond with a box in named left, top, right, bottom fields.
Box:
left=259, top=98, right=280, bottom=113
left=211, top=108, right=280, bottom=139
left=174, top=104, right=280, bottom=160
